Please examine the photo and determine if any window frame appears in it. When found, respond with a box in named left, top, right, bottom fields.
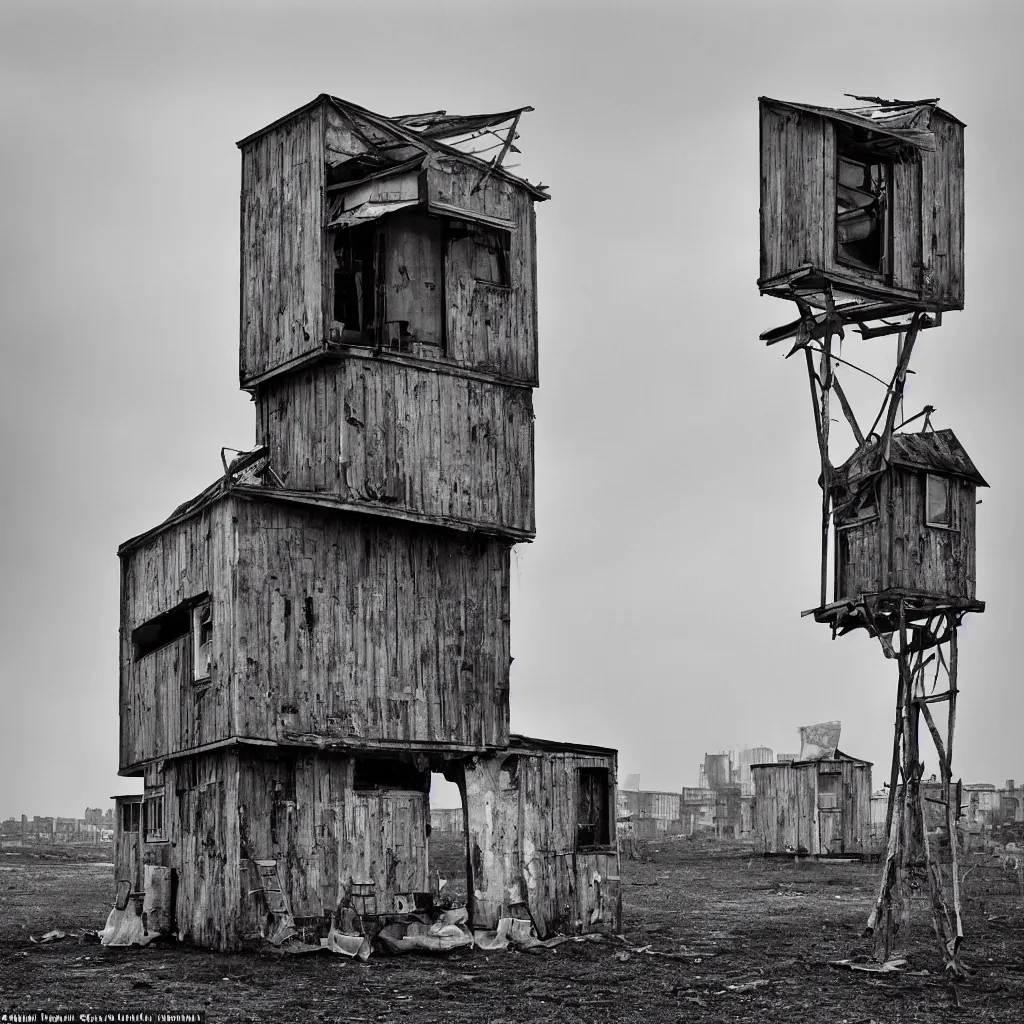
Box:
left=144, top=793, right=166, bottom=844
left=120, top=800, right=142, bottom=835
left=192, top=599, right=213, bottom=682
left=925, top=472, right=954, bottom=529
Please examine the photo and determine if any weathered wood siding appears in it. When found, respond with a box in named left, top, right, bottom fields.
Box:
left=835, top=472, right=977, bottom=602
left=113, top=796, right=144, bottom=892
left=760, top=100, right=964, bottom=310
left=119, top=502, right=236, bottom=771
left=445, top=190, right=538, bottom=383
left=255, top=358, right=535, bottom=536
left=463, top=743, right=619, bottom=937
left=885, top=471, right=976, bottom=598
left=760, top=101, right=826, bottom=283
left=920, top=111, right=965, bottom=309
left=836, top=516, right=883, bottom=601
left=753, top=760, right=872, bottom=855
left=890, top=158, right=923, bottom=293
left=232, top=498, right=511, bottom=749
left=235, top=751, right=429, bottom=934
left=239, top=102, right=327, bottom=386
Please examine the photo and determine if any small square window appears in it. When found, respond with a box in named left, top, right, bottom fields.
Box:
left=120, top=801, right=141, bottom=834
left=925, top=474, right=951, bottom=527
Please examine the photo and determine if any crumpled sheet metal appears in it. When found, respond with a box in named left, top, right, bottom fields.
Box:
left=378, top=908, right=474, bottom=954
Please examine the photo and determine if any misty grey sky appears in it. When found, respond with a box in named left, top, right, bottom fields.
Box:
left=1, top=0, right=1021, bottom=818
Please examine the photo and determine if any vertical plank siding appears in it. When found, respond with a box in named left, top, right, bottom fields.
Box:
left=759, top=103, right=825, bottom=282
left=920, top=112, right=965, bottom=308
left=235, top=751, right=429, bottom=934
left=233, top=498, right=511, bottom=749
left=885, top=471, right=976, bottom=598
left=753, top=760, right=872, bottom=855
left=836, top=471, right=977, bottom=602
left=119, top=502, right=235, bottom=771
left=443, top=190, right=538, bottom=383
left=255, top=358, right=535, bottom=536
left=239, top=103, right=326, bottom=385
left=463, top=743, right=619, bottom=937
left=759, top=100, right=964, bottom=311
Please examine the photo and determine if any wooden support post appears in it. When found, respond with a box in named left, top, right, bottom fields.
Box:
left=868, top=607, right=966, bottom=975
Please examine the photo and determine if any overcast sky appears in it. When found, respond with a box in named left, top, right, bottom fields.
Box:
left=1, top=0, right=1021, bottom=818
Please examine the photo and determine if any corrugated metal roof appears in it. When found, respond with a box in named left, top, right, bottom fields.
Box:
left=889, top=429, right=988, bottom=487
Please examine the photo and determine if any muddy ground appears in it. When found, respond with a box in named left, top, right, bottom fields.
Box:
left=1, top=836, right=1022, bottom=1022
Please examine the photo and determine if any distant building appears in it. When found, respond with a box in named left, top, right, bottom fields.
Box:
left=734, top=747, right=774, bottom=797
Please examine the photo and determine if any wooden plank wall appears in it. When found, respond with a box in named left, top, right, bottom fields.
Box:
left=753, top=761, right=871, bottom=854
left=463, top=746, right=619, bottom=937
left=759, top=102, right=825, bottom=282
left=444, top=190, right=538, bottom=384
left=886, top=471, right=976, bottom=597
left=120, top=502, right=235, bottom=771
left=235, top=751, right=429, bottom=935
left=239, top=103, right=326, bottom=385
left=890, top=159, right=923, bottom=293
left=921, top=112, right=965, bottom=309
left=384, top=213, right=445, bottom=346
left=255, top=357, right=535, bottom=536
left=836, top=517, right=883, bottom=601
left=146, top=752, right=242, bottom=951
left=233, top=499, right=511, bottom=749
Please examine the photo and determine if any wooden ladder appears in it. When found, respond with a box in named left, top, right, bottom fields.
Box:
left=252, top=860, right=295, bottom=945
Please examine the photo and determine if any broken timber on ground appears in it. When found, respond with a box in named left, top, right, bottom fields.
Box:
left=757, top=94, right=980, bottom=976
left=112, top=95, right=619, bottom=952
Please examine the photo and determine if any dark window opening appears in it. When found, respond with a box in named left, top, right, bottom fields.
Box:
left=120, top=801, right=141, bottom=834
left=353, top=757, right=429, bottom=793
left=132, top=604, right=191, bottom=660
left=144, top=794, right=165, bottom=842
left=926, top=473, right=952, bottom=527
left=332, top=225, right=379, bottom=342
left=836, top=140, right=891, bottom=275
left=576, top=767, right=611, bottom=848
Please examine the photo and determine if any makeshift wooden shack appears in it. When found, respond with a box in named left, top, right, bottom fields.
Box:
left=759, top=97, right=965, bottom=316
left=461, top=737, right=619, bottom=937
left=752, top=725, right=872, bottom=856
left=114, top=96, right=618, bottom=951
left=830, top=429, right=987, bottom=608
left=752, top=753, right=872, bottom=856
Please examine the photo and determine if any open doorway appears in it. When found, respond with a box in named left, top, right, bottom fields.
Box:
left=429, top=772, right=468, bottom=908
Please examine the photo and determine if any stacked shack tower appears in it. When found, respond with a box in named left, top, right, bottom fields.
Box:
left=758, top=95, right=983, bottom=974
left=114, top=96, right=619, bottom=950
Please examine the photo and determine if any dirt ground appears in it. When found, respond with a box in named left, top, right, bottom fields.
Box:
left=1, top=835, right=1022, bottom=1023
